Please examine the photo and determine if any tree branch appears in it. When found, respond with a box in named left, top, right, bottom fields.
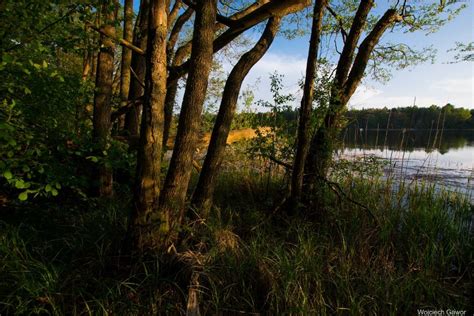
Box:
left=182, top=0, right=237, bottom=27
left=343, top=9, right=402, bottom=101
left=168, top=0, right=183, bottom=30
left=334, top=0, right=374, bottom=86
left=168, top=0, right=310, bottom=85
left=111, top=96, right=144, bottom=121
left=86, top=22, right=145, bottom=55
left=327, top=5, right=347, bottom=42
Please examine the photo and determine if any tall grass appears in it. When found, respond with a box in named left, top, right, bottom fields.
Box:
left=0, top=150, right=472, bottom=315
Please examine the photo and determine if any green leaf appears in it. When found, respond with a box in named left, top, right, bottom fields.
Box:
left=51, top=188, right=59, bottom=196
left=15, top=180, right=25, bottom=189
left=2, top=54, right=13, bottom=64
left=3, top=170, right=12, bottom=180
left=55, top=183, right=61, bottom=189
left=18, top=191, right=28, bottom=201
left=87, top=156, right=99, bottom=163
left=45, top=184, right=52, bottom=192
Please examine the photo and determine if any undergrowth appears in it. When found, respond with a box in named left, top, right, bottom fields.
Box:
left=0, top=159, right=472, bottom=315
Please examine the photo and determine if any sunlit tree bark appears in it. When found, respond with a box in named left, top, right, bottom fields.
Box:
left=130, top=0, right=168, bottom=251
left=191, top=16, right=281, bottom=215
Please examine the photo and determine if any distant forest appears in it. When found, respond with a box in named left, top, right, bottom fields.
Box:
left=230, top=103, right=474, bottom=131
left=345, top=104, right=474, bottom=130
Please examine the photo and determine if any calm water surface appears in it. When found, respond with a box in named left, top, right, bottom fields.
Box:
left=338, top=130, right=474, bottom=200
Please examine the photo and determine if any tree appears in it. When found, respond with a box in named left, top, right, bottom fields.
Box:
left=92, top=1, right=118, bottom=197
left=122, top=0, right=149, bottom=137
left=191, top=16, right=282, bottom=215
left=156, top=0, right=219, bottom=249
left=289, top=0, right=327, bottom=210
left=303, top=0, right=465, bottom=204
left=130, top=0, right=169, bottom=251
left=119, top=0, right=134, bottom=130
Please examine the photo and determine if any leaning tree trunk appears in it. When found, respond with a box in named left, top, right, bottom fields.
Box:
left=289, top=0, right=327, bottom=210
left=191, top=16, right=281, bottom=216
left=162, top=7, right=194, bottom=150
left=119, top=0, right=134, bottom=131
left=92, top=1, right=117, bottom=197
left=304, top=5, right=401, bottom=202
left=130, top=0, right=168, bottom=252
left=158, top=0, right=217, bottom=248
left=125, top=0, right=149, bottom=137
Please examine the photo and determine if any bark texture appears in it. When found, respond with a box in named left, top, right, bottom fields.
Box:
left=119, top=0, right=134, bottom=131
left=163, top=7, right=194, bottom=150
left=289, top=0, right=327, bottom=209
left=304, top=4, right=401, bottom=201
left=191, top=17, right=281, bottom=215
left=168, top=0, right=310, bottom=85
left=131, top=0, right=168, bottom=251
left=158, top=0, right=218, bottom=247
left=92, top=2, right=117, bottom=197
left=125, top=0, right=149, bottom=136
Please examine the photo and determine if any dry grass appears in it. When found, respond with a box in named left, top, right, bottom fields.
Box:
left=166, top=127, right=271, bottom=150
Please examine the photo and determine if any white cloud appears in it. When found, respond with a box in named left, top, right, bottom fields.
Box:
left=431, top=76, right=473, bottom=94
left=242, top=52, right=307, bottom=109
left=349, top=85, right=383, bottom=106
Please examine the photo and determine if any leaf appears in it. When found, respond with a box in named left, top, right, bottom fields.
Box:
left=55, top=183, right=61, bottom=189
left=18, top=191, right=28, bottom=201
left=87, top=156, right=99, bottom=163
left=15, top=180, right=25, bottom=189
left=2, top=54, right=13, bottom=64
left=45, top=184, right=52, bottom=192
left=51, top=188, right=59, bottom=196
left=3, top=170, right=12, bottom=180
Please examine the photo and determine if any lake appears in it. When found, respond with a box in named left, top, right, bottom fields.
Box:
left=338, top=129, right=474, bottom=200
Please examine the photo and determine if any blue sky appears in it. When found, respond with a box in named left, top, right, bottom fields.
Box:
left=239, top=1, right=473, bottom=110
left=132, top=1, right=473, bottom=110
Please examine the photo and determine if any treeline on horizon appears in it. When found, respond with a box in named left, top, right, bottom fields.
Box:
left=228, top=103, right=474, bottom=131
left=345, top=103, right=474, bottom=130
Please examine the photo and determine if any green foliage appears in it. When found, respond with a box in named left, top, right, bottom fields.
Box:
left=448, top=41, right=474, bottom=63
left=249, top=72, right=297, bottom=164
left=346, top=104, right=474, bottom=130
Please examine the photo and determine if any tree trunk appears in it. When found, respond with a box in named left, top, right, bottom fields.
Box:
left=304, top=6, right=401, bottom=202
left=191, top=17, right=281, bottom=215
left=158, top=0, right=217, bottom=247
left=289, top=0, right=326, bottom=210
left=125, top=0, right=149, bottom=137
left=92, top=1, right=117, bottom=197
left=119, top=0, right=134, bottom=132
left=163, top=7, right=194, bottom=150
left=168, top=0, right=310, bottom=86
left=130, top=0, right=168, bottom=251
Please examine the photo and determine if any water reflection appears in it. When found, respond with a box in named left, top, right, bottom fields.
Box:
left=339, top=129, right=474, bottom=200
left=342, top=129, right=474, bottom=154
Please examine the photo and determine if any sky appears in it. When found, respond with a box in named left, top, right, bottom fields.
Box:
left=132, top=1, right=473, bottom=110
left=237, top=1, right=474, bottom=110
